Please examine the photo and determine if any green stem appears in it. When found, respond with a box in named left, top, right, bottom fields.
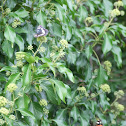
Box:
left=34, top=41, right=43, bottom=56
left=93, top=50, right=101, bottom=66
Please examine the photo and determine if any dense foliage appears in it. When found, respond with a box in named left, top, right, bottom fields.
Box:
left=0, top=0, right=126, bottom=126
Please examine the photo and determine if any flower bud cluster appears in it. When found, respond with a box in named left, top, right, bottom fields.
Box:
left=0, top=107, right=9, bottom=115
left=114, top=102, right=124, bottom=112
left=114, top=90, right=124, bottom=98
left=39, top=46, right=46, bottom=53
left=103, top=61, right=112, bottom=75
left=9, top=115, right=16, bottom=120
left=77, top=86, right=86, bottom=93
left=12, top=19, right=21, bottom=28
left=5, top=8, right=11, bottom=14
left=6, top=71, right=11, bottom=76
left=0, top=96, right=7, bottom=107
left=110, top=1, right=124, bottom=17
left=37, top=36, right=47, bottom=43
left=43, top=108, right=49, bottom=115
left=16, top=60, right=23, bottom=67
left=27, top=45, right=33, bottom=50
left=35, top=85, right=42, bottom=92
left=7, top=83, right=18, bottom=93
left=85, top=17, right=93, bottom=23
left=100, top=84, right=111, bottom=93
left=0, top=119, right=5, bottom=125
left=16, top=52, right=25, bottom=67
left=90, top=93, right=96, bottom=98
left=39, top=99, right=47, bottom=106
left=60, top=39, right=68, bottom=48
left=114, top=1, right=123, bottom=7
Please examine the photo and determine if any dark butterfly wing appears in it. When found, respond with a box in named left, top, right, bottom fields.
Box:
left=34, top=25, right=48, bottom=38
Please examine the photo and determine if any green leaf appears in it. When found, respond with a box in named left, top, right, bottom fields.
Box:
left=95, top=66, right=108, bottom=86
left=50, top=79, right=67, bottom=103
left=2, top=40, right=13, bottom=58
left=85, top=45, right=92, bottom=59
left=67, top=0, right=73, bottom=11
left=102, top=33, right=112, bottom=55
left=16, top=93, right=30, bottom=109
left=52, top=23, right=62, bottom=37
left=112, top=45, right=122, bottom=67
left=17, top=108, right=35, bottom=120
left=22, top=64, right=31, bottom=87
left=24, top=53, right=35, bottom=63
left=70, top=106, right=79, bottom=122
left=4, top=25, right=16, bottom=43
left=4, top=73, right=20, bottom=91
left=15, top=8, right=29, bottom=18
left=29, top=102, right=43, bottom=120
left=15, top=34, right=24, bottom=51
left=53, top=109, right=67, bottom=126
left=36, top=10, right=46, bottom=27
left=56, top=63, right=75, bottom=83
left=41, top=82, right=58, bottom=104
left=0, top=66, right=17, bottom=72
left=78, top=5, right=88, bottom=22
left=103, top=0, right=113, bottom=17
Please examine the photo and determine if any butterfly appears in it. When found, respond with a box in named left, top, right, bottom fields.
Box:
left=96, top=120, right=103, bottom=126
left=34, top=25, right=48, bottom=38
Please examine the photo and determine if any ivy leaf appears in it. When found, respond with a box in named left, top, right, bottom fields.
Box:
left=17, top=108, right=35, bottom=120
left=50, top=79, right=67, bottom=103
left=102, top=33, right=112, bottom=55
left=112, top=45, right=122, bottom=67
left=29, top=102, right=43, bottom=120
left=4, top=25, right=16, bottom=43
left=78, top=5, right=88, bottom=22
left=103, top=0, right=113, bottom=17
left=16, top=93, right=30, bottom=109
left=15, top=8, right=29, bottom=18
left=95, top=66, right=108, bottom=86
left=85, top=45, right=92, bottom=59
left=2, top=40, right=13, bottom=58
left=70, top=106, right=79, bottom=122
left=15, top=34, right=24, bottom=51
left=22, top=64, right=31, bottom=87
left=36, top=10, right=46, bottom=27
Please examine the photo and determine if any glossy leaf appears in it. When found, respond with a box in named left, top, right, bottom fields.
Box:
left=15, top=8, right=29, bottom=18
left=4, top=25, right=16, bottom=43
left=22, top=64, right=31, bottom=87
left=102, top=33, right=112, bottom=55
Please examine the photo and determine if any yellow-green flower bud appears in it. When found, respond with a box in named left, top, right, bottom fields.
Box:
left=112, top=120, right=116, bottom=124
left=85, top=17, right=93, bottom=23
left=60, top=39, right=68, bottom=48
left=110, top=9, right=120, bottom=17
left=7, top=83, right=18, bottom=93
left=27, top=45, right=33, bottom=50
left=12, top=22, right=17, bottom=28
left=39, top=47, right=46, bottom=53
left=35, top=85, right=42, bottom=92
left=43, top=108, right=49, bottom=115
left=59, top=50, right=65, bottom=58
left=104, top=61, right=112, bottom=68
left=117, top=1, right=123, bottom=7
left=0, top=96, right=7, bottom=107
left=7, top=101, right=14, bottom=106
left=77, top=87, right=86, bottom=93
left=116, top=104, right=124, bottom=111
left=0, top=107, right=9, bottom=115
left=6, top=71, right=11, bottom=76
left=0, top=119, right=5, bottom=125
left=120, top=11, right=125, bottom=16
left=16, top=52, right=25, bottom=60
left=9, top=115, right=16, bottom=120
left=90, top=93, right=96, bottom=98
left=37, top=36, right=47, bottom=43
left=114, top=90, right=124, bottom=98
left=50, top=52, right=55, bottom=58
left=5, top=8, right=11, bottom=14
left=39, top=99, right=47, bottom=106
left=16, top=60, right=23, bottom=67
left=100, top=84, right=111, bottom=93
